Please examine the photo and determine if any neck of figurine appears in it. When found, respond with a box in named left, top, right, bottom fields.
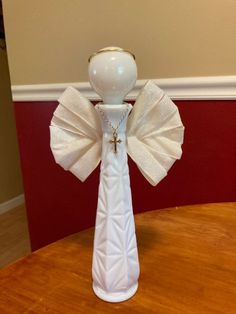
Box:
left=101, top=96, right=125, bottom=104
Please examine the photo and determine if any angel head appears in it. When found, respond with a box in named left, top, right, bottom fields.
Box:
left=88, top=47, right=137, bottom=105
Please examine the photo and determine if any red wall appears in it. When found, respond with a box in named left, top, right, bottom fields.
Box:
left=14, top=100, right=236, bottom=250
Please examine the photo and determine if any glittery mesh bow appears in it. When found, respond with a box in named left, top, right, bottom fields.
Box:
left=50, top=80, right=184, bottom=186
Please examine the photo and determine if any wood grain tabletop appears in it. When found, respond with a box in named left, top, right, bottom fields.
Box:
left=0, top=203, right=236, bottom=313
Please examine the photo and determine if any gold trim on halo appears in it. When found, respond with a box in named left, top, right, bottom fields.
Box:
left=88, top=47, right=135, bottom=62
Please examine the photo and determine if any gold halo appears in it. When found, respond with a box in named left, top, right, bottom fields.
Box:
left=88, top=47, right=135, bottom=63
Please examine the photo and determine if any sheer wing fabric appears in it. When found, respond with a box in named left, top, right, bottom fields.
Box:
left=50, top=81, right=184, bottom=185
left=126, top=80, right=184, bottom=186
left=50, top=86, right=102, bottom=182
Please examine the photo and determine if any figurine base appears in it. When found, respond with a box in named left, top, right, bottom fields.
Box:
left=93, top=282, right=138, bottom=303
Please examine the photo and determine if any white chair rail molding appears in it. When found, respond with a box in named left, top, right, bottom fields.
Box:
left=11, top=76, right=236, bottom=102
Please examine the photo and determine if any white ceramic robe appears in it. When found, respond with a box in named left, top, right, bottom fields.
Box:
left=92, top=104, right=139, bottom=302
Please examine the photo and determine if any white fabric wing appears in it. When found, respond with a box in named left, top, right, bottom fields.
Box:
left=50, top=81, right=184, bottom=185
left=50, top=86, right=102, bottom=182
left=126, top=80, right=184, bottom=186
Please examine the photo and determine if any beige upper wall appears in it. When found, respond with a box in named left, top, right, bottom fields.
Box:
left=3, top=0, right=236, bottom=85
left=0, top=50, right=23, bottom=203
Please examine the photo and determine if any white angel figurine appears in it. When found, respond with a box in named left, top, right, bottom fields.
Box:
left=50, top=47, right=184, bottom=303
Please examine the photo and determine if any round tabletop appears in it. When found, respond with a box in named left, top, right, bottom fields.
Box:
left=0, top=203, right=236, bottom=313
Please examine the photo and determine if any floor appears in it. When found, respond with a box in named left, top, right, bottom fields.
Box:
left=0, top=204, right=31, bottom=268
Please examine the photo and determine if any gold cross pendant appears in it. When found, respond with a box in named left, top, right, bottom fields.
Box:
left=109, top=131, right=122, bottom=154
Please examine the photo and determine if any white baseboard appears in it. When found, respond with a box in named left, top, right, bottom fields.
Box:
left=11, top=76, right=236, bottom=102
left=0, top=194, right=25, bottom=215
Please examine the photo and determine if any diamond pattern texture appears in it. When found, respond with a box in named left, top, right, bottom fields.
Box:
left=92, top=107, right=139, bottom=294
